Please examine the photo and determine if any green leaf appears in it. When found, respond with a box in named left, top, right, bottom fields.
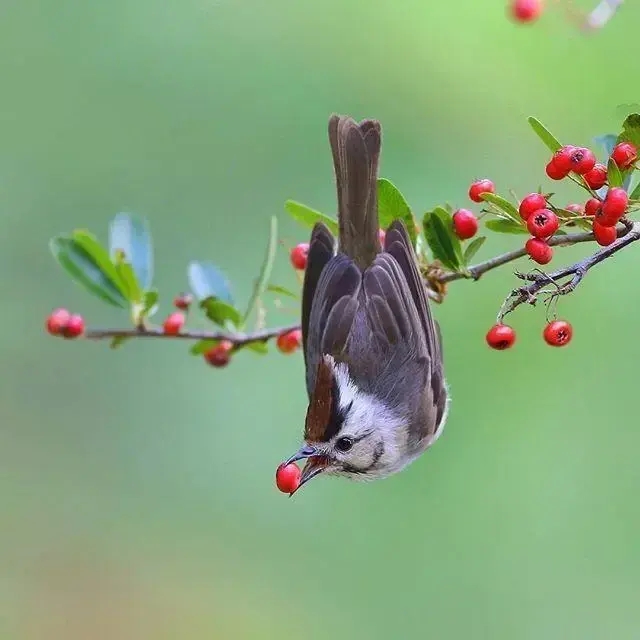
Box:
left=188, top=261, right=234, bottom=305
left=463, top=236, right=487, bottom=264
left=480, top=193, right=520, bottom=222
left=109, top=335, right=132, bottom=349
left=113, top=250, right=143, bottom=303
left=528, top=117, right=562, bottom=153
left=616, top=113, right=640, bottom=150
left=200, top=297, right=243, bottom=329
left=607, top=157, right=624, bottom=188
left=71, top=230, right=127, bottom=298
left=190, top=339, right=219, bottom=355
left=594, top=134, right=618, bottom=158
left=108, top=213, right=154, bottom=291
left=266, top=284, right=298, bottom=299
left=49, top=235, right=128, bottom=307
left=630, top=181, right=640, bottom=200
left=141, top=289, right=159, bottom=318
left=241, top=341, right=269, bottom=355
left=377, top=178, right=417, bottom=246
left=243, top=216, right=278, bottom=324
left=485, top=219, right=530, bottom=234
left=284, top=200, right=339, bottom=235
left=422, top=208, right=463, bottom=271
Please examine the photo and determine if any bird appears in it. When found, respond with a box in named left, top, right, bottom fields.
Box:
left=281, top=114, right=450, bottom=494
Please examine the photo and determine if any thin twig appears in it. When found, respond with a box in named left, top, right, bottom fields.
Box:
left=440, top=227, right=612, bottom=284
left=497, top=221, right=640, bottom=321
left=84, top=324, right=300, bottom=345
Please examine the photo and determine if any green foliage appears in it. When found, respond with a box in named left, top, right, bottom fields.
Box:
left=188, top=261, right=234, bottom=306
left=607, top=156, right=624, bottom=188
left=243, top=216, right=278, bottom=324
left=616, top=113, right=640, bottom=150
left=480, top=193, right=520, bottom=223
left=422, top=207, right=463, bottom=271
left=463, top=236, right=487, bottom=264
left=109, top=213, right=154, bottom=291
left=377, top=178, right=417, bottom=245
left=50, top=234, right=128, bottom=307
left=284, top=200, right=339, bottom=235
left=528, top=117, right=562, bottom=153
left=484, top=219, right=529, bottom=234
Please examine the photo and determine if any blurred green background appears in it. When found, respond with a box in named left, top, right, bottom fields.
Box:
left=3, top=0, right=640, bottom=638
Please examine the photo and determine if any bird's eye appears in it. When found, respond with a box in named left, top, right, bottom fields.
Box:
left=335, top=437, right=354, bottom=452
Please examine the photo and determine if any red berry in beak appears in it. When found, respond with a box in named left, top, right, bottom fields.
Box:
left=276, top=463, right=301, bottom=494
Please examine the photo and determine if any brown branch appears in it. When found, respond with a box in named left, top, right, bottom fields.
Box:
left=84, top=323, right=300, bottom=345
left=497, top=221, right=640, bottom=321
left=79, top=223, right=638, bottom=344
left=440, top=227, right=622, bottom=284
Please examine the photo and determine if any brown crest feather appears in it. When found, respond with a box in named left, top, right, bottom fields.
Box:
left=304, top=356, right=334, bottom=441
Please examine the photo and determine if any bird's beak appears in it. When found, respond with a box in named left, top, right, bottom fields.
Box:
left=282, top=445, right=329, bottom=495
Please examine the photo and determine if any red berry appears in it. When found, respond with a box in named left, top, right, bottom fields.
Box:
left=550, top=146, right=576, bottom=174
left=468, top=179, right=495, bottom=203
left=583, top=163, right=607, bottom=190
left=276, top=329, right=302, bottom=354
left=173, top=293, right=193, bottom=310
left=275, top=463, right=301, bottom=494
left=545, top=159, right=568, bottom=181
left=564, top=203, right=583, bottom=215
left=290, top=243, right=309, bottom=270
left=46, top=308, right=71, bottom=336
left=63, top=314, right=85, bottom=339
left=592, top=221, right=617, bottom=247
left=452, top=209, right=479, bottom=240
left=568, top=147, right=596, bottom=175
left=525, top=237, right=553, bottom=265
left=203, top=340, right=233, bottom=368
left=510, top=0, right=543, bottom=22
left=584, top=197, right=602, bottom=218
left=611, top=142, right=637, bottom=170
left=543, top=320, right=573, bottom=347
left=598, top=187, right=629, bottom=227
left=378, top=229, right=386, bottom=247
left=486, top=324, right=516, bottom=350
left=518, top=193, right=547, bottom=221
left=526, top=208, right=559, bottom=239
left=163, top=312, right=185, bottom=335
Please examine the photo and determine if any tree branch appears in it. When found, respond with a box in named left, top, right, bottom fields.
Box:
left=84, top=323, right=300, bottom=346
left=78, top=223, right=639, bottom=344
left=497, top=221, right=640, bottom=321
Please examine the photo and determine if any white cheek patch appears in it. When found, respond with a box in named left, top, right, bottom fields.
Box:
left=330, top=359, right=404, bottom=464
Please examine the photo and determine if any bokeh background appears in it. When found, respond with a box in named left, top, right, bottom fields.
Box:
left=3, top=0, right=640, bottom=638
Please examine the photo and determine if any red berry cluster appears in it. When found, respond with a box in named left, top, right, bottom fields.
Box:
left=46, top=308, right=85, bottom=339
left=448, top=179, right=496, bottom=242
left=486, top=319, right=573, bottom=350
